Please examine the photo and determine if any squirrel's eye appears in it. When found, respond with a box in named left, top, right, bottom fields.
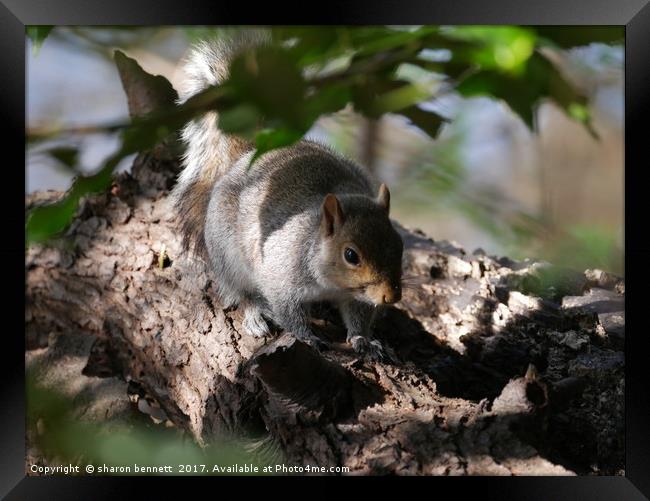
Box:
left=344, top=247, right=360, bottom=266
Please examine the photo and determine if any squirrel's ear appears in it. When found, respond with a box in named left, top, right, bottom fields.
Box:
left=377, top=183, right=390, bottom=213
left=321, top=194, right=345, bottom=236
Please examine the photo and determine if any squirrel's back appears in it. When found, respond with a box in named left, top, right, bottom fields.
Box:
left=204, top=140, right=375, bottom=265
left=230, top=140, right=375, bottom=224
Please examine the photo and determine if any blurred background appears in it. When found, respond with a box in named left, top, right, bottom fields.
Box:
left=26, top=26, right=624, bottom=275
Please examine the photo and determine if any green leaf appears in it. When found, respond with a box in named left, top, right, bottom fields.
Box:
left=533, top=27, right=624, bottom=49
left=26, top=160, right=115, bottom=244
left=456, top=51, right=595, bottom=135
left=351, top=79, right=406, bottom=119
left=46, top=146, right=79, bottom=169
left=26, top=196, right=78, bottom=244
left=251, top=127, right=303, bottom=165
left=370, top=82, right=435, bottom=115
left=442, top=26, right=537, bottom=75
left=120, top=118, right=174, bottom=155
left=398, top=105, right=447, bottom=139
left=457, top=70, right=536, bottom=128
left=217, top=104, right=260, bottom=135
left=272, top=27, right=343, bottom=66
left=26, top=26, right=53, bottom=56
left=529, top=52, right=598, bottom=137
left=353, top=26, right=439, bottom=56
left=414, top=58, right=476, bottom=81
left=227, top=46, right=307, bottom=129
left=303, top=83, right=352, bottom=122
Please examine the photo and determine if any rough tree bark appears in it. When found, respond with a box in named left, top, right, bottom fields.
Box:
left=26, top=146, right=624, bottom=475
left=25, top=54, right=624, bottom=475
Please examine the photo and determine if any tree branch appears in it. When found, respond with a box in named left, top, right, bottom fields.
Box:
left=26, top=149, right=624, bottom=475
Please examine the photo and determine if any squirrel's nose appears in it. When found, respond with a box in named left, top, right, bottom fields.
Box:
left=382, top=286, right=401, bottom=304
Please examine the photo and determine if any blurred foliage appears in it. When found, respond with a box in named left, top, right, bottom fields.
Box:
left=388, top=106, right=622, bottom=274
left=534, top=26, right=624, bottom=49
left=27, top=372, right=281, bottom=475
left=540, top=224, right=622, bottom=274
left=26, top=26, right=53, bottom=55
left=387, top=122, right=547, bottom=252
left=45, top=146, right=79, bottom=169
left=26, top=25, right=623, bottom=262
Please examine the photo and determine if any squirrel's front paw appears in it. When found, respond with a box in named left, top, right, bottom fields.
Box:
left=348, top=335, right=387, bottom=362
left=242, top=305, right=271, bottom=338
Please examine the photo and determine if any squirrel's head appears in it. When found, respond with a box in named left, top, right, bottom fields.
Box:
left=318, top=184, right=403, bottom=305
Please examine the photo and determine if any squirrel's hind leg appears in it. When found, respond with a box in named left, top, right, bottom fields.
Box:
left=214, top=279, right=270, bottom=338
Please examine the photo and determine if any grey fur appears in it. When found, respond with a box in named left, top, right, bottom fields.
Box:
left=173, top=32, right=404, bottom=354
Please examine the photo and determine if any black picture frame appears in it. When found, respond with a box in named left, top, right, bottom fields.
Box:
left=4, top=0, right=649, bottom=498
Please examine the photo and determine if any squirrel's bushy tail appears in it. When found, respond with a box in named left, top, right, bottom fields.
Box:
left=171, top=30, right=269, bottom=257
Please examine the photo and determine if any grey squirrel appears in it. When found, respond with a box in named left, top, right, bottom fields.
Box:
left=171, top=31, right=404, bottom=358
